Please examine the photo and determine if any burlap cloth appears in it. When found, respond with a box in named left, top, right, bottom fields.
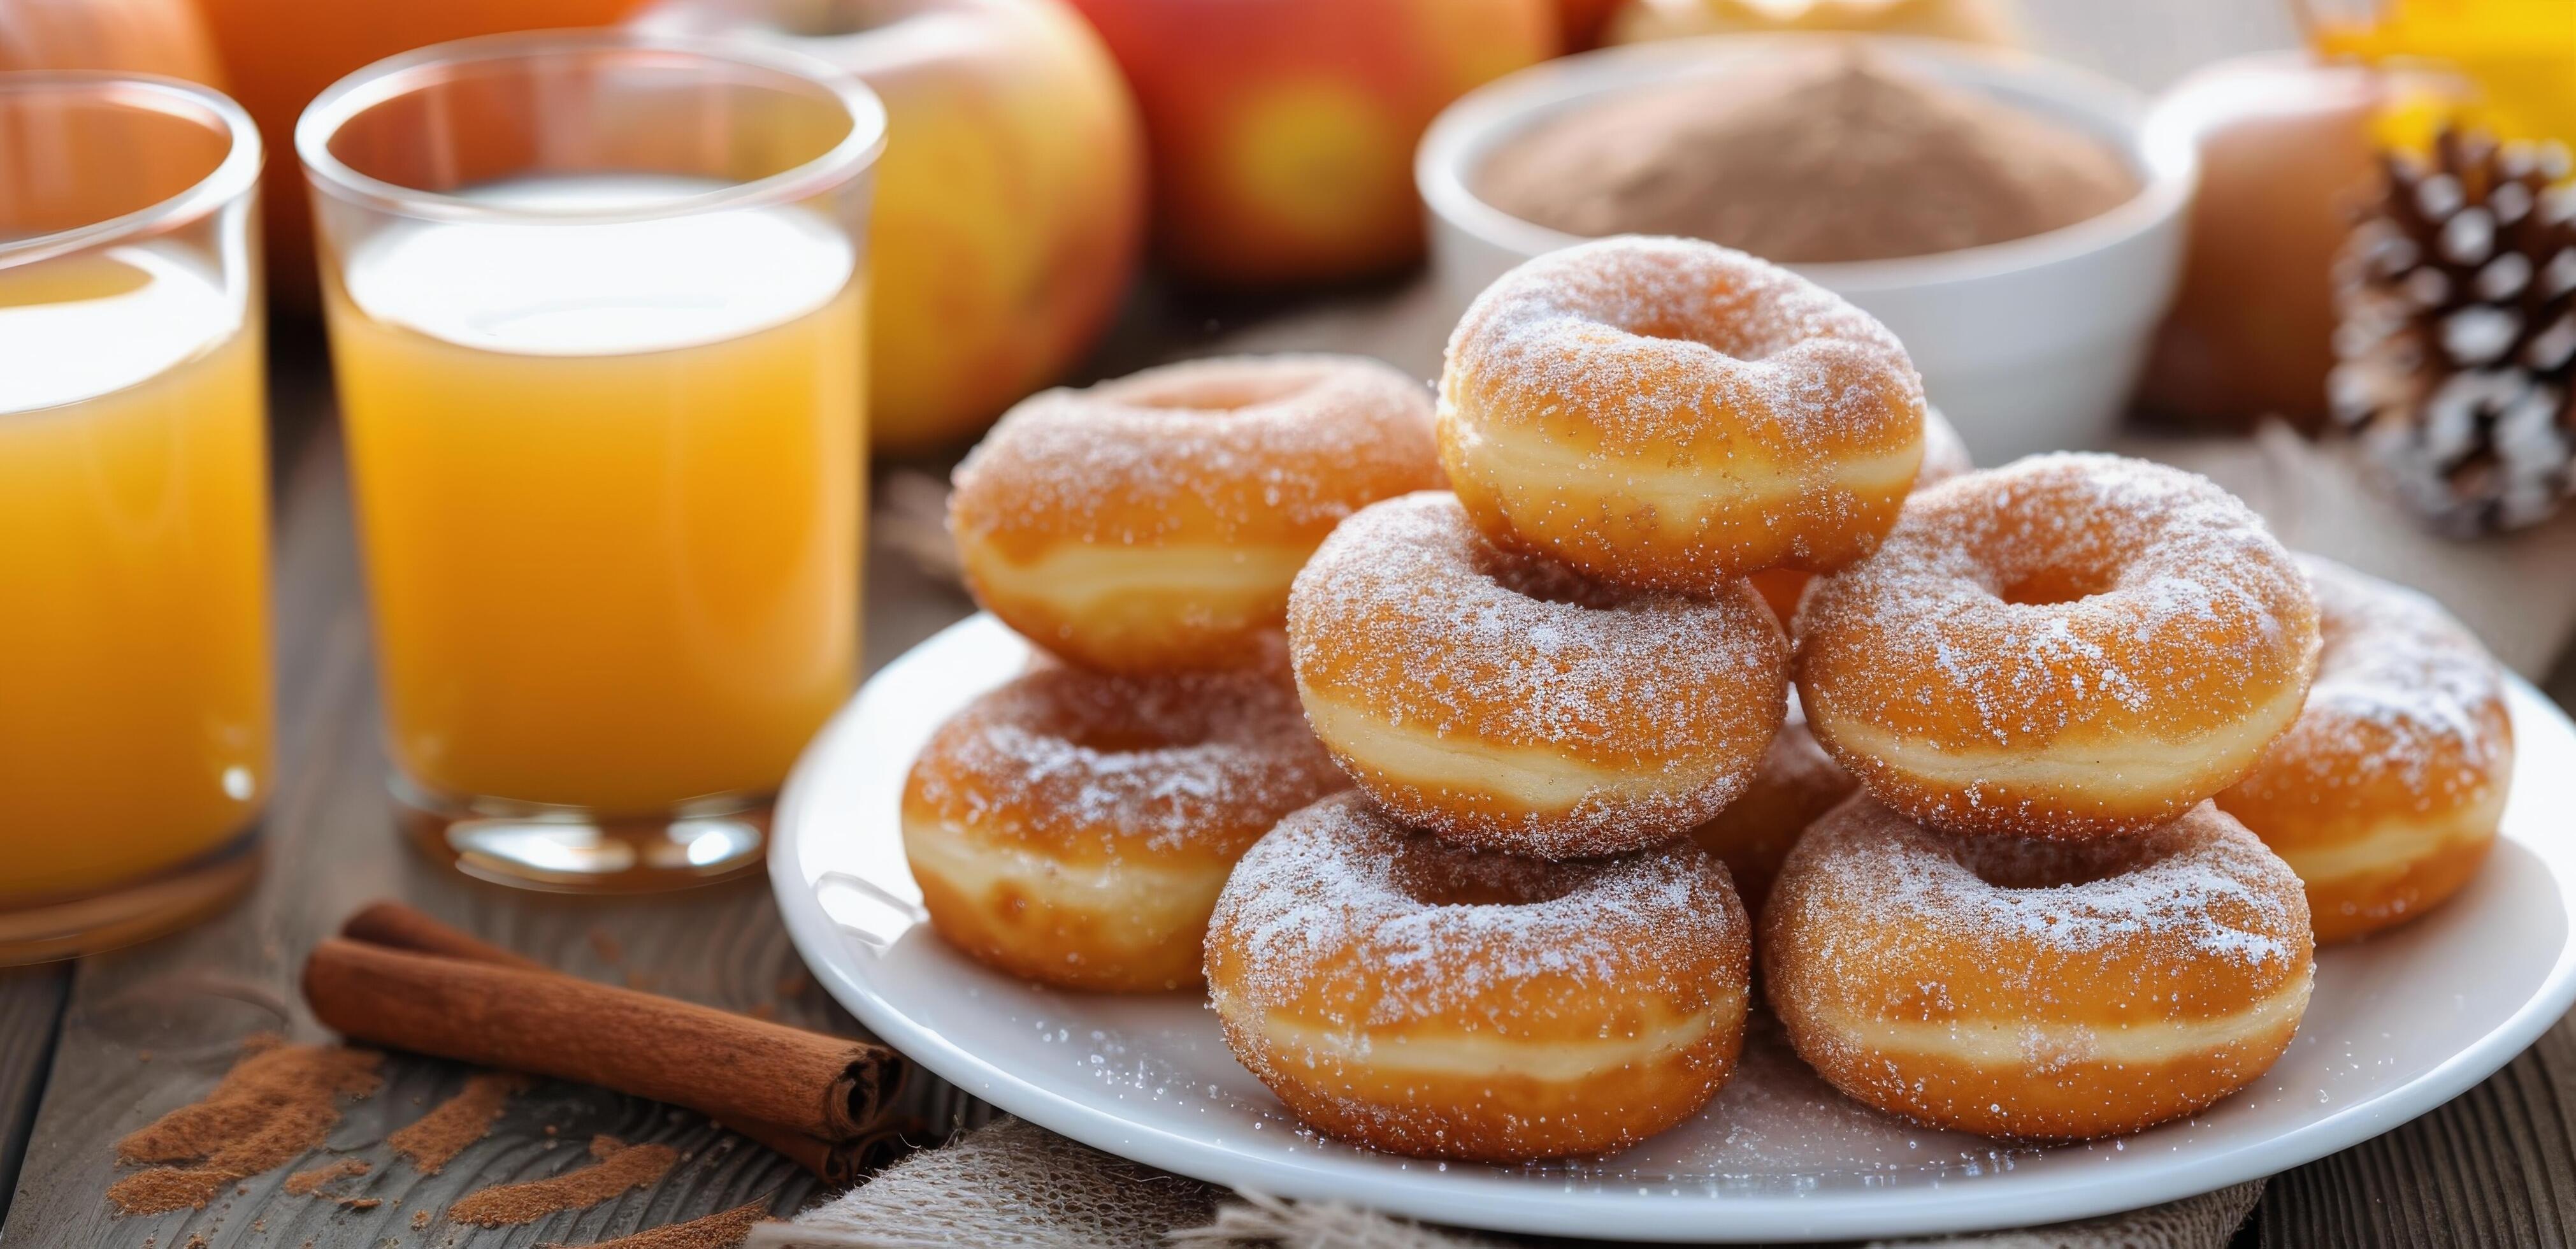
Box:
left=746, top=1116, right=2264, bottom=1248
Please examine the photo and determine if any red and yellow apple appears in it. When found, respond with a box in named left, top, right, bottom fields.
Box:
left=1553, top=0, right=1625, bottom=50
left=0, top=0, right=225, bottom=83
left=1067, top=0, right=1556, bottom=287
left=638, top=0, right=1146, bottom=452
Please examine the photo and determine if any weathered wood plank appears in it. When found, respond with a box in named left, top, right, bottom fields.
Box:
left=2259, top=1011, right=2576, bottom=1248
left=0, top=964, right=69, bottom=1225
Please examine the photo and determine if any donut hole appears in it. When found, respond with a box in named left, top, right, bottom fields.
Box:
left=1471, top=544, right=1632, bottom=611
left=1029, top=677, right=1224, bottom=756
left=1390, top=836, right=1579, bottom=908
left=1997, top=564, right=2119, bottom=607
left=1060, top=723, right=1188, bottom=755
left=1592, top=283, right=1799, bottom=363
left=1947, top=835, right=2157, bottom=891
left=1112, top=370, right=1316, bottom=414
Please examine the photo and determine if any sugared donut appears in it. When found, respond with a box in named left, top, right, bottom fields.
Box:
left=1689, top=696, right=1855, bottom=916
left=902, top=649, right=1348, bottom=991
left=1752, top=405, right=1975, bottom=623
left=1287, top=491, right=1788, bottom=859
left=1797, top=454, right=2321, bottom=840
left=2217, top=556, right=2514, bottom=944
left=1764, top=797, right=2314, bottom=1140
left=1438, top=235, right=1926, bottom=594
left=1207, top=793, right=1750, bottom=1162
left=950, top=354, right=1439, bottom=672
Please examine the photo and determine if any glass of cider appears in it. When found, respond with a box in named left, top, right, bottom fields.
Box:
left=298, top=34, right=883, bottom=892
left=0, top=73, right=270, bottom=962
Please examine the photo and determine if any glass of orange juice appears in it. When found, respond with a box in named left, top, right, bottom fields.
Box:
left=0, top=73, right=270, bottom=962
left=298, top=34, right=882, bottom=891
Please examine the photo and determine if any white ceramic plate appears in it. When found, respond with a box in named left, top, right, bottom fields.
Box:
left=773, top=613, right=2576, bottom=1243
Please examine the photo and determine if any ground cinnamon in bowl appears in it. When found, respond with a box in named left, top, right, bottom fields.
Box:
left=1478, top=48, right=2138, bottom=263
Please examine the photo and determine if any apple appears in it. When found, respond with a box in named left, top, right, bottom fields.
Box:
left=1553, top=0, right=1624, bottom=49
left=195, top=0, right=647, bottom=306
left=638, top=0, right=1147, bottom=453
left=1068, top=0, right=1556, bottom=287
left=0, top=0, right=225, bottom=84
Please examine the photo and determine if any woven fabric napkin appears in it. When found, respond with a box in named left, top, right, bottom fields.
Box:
left=747, top=1116, right=2264, bottom=1248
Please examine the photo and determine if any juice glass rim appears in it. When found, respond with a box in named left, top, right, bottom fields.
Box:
left=0, top=71, right=263, bottom=271
left=295, top=29, right=889, bottom=227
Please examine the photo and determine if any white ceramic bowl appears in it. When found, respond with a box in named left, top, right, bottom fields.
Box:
left=1416, top=34, right=2198, bottom=461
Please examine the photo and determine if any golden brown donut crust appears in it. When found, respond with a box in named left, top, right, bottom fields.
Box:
left=1439, top=236, right=1925, bottom=593
left=1763, top=797, right=2314, bottom=1140
left=1689, top=697, right=1855, bottom=916
left=1797, top=453, right=2321, bottom=840
left=1753, top=405, right=1974, bottom=622
left=951, top=354, right=1439, bottom=672
left=2218, top=556, right=2513, bottom=943
left=1207, top=793, right=1750, bottom=1161
left=1288, top=491, right=1788, bottom=858
left=902, top=649, right=1347, bottom=991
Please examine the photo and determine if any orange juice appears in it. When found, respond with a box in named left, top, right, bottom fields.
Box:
left=324, top=176, right=864, bottom=816
left=0, top=245, right=271, bottom=899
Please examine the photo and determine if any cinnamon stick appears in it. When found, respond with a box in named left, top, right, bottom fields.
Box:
left=719, top=1115, right=919, bottom=1188
left=340, top=900, right=550, bottom=971
left=303, top=937, right=897, bottom=1144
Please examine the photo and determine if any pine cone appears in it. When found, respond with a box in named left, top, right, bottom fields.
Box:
left=2329, top=126, right=2576, bottom=537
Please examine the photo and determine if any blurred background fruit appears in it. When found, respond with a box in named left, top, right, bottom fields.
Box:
left=195, top=0, right=647, bottom=306
left=2138, top=53, right=2382, bottom=432
left=1552, top=0, right=1625, bottom=50
left=1066, top=0, right=1557, bottom=289
left=0, top=0, right=224, bottom=82
left=640, top=0, right=1146, bottom=454
left=1604, top=0, right=2020, bottom=46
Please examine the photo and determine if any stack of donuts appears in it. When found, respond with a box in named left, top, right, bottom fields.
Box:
left=905, top=235, right=2518, bottom=1164
left=904, top=354, right=1440, bottom=991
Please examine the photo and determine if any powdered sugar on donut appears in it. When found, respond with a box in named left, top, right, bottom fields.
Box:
left=1287, top=491, right=1787, bottom=853
left=951, top=354, right=1437, bottom=546
left=2219, top=555, right=2513, bottom=825
left=1209, top=793, right=1746, bottom=1027
left=1442, top=235, right=1921, bottom=451
left=2289, top=555, right=2510, bottom=795
left=1801, top=454, right=2319, bottom=746
left=1883, top=807, right=2296, bottom=970
left=906, top=655, right=1346, bottom=858
left=1773, top=798, right=2311, bottom=1002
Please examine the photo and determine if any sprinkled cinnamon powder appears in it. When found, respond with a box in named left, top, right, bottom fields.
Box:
left=389, top=1071, right=533, bottom=1174
left=282, top=1157, right=370, bottom=1195
left=446, top=1135, right=676, bottom=1227
left=539, top=1197, right=770, bottom=1249
left=109, top=1036, right=384, bottom=1215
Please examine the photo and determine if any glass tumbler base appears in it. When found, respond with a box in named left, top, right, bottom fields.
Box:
left=393, top=775, right=769, bottom=893
left=0, top=829, right=262, bottom=966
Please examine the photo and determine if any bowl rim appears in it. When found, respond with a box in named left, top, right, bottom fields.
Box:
left=1416, top=32, right=2199, bottom=294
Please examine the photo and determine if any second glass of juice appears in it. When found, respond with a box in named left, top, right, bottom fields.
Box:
left=299, top=34, right=883, bottom=890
